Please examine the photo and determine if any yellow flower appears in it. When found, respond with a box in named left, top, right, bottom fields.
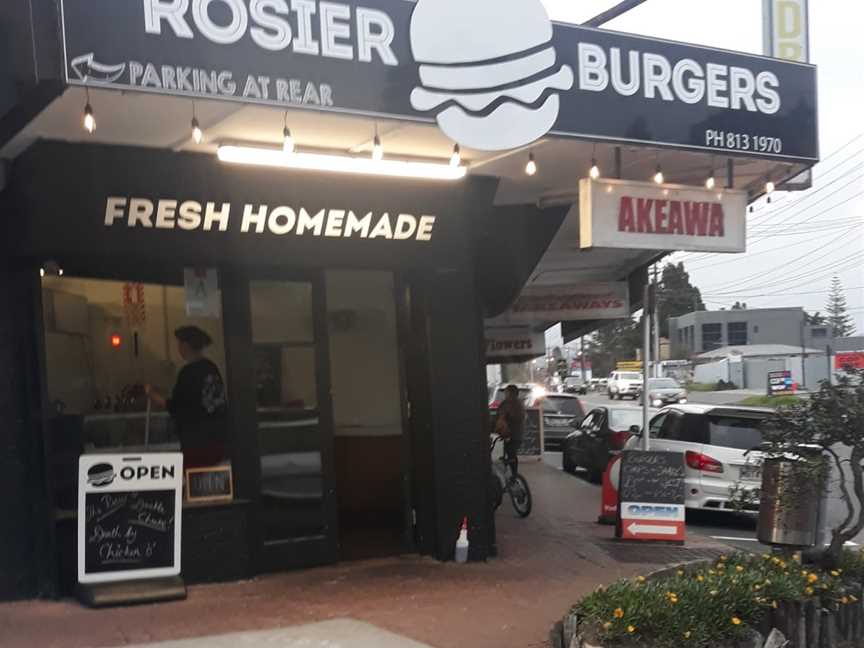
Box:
left=736, top=565, right=744, bottom=573
left=772, top=557, right=781, bottom=565
left=851, top=595, right=858, bottom=602
left=627, top=625, right=636, bottom=634
left=754, top=584, right=762, bottom=591
left=636, top=576, right=646, bottom=583
left=731, top=617, right=742, bottom=626
left=800, top=570, right=808, bottom=576
left=677, top=570, right=685, bottom=577
left=710, top=590, right=719, bottom=596
left=683, top=631, right=692, bottom=639
left=807, top=573, right=818, bottom=584
left=720, top=555, right=728, bottom=561
left=764, top=579, right=772, bottom=585
left=805, top=587, right=814, bottom=595
left=709, top=569, right=716, bottom=576
left=614, top=607, right=624, bottom=619
left=772, top=600, right=778, bottom=609
left=763, top=554, right=771, bottom=560
left=831, top=570, right=841, bottom=577
left=842, top=596, right=850, bottom=605
left=603, top=622, right=612, bottom=631
left=697, top=575, right=705, bottom=582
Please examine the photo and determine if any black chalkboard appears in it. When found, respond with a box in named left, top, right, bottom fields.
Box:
left=518, top=409, right=542, bottom=457
left=84, top=490, right=176, bottom=574
left=619, top=451, right=686, bottom=505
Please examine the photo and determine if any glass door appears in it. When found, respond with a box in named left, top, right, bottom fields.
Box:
left=249, top=279, right=337, bottom=568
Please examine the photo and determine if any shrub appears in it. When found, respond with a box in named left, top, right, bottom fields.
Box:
left=572, top=552, right=857, bottom=647
left=739, top=395, right=801, bottom=407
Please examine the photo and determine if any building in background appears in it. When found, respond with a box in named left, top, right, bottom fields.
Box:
left=669, top=307, right=832, bottom=357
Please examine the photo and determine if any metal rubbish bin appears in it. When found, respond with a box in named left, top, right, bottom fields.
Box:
left=758, top=451, right=825, bottom=547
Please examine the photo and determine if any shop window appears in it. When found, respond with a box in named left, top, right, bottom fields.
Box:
left=728, top=322, right=748, bottom=346
left=701, top=323, right=723, bottom=351
left=41, top=275, right=228, bottom=508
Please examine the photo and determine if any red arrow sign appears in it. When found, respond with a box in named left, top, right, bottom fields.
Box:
left=621, top=519, right=684, bottom=541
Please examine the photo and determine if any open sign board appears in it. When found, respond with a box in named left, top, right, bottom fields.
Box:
left=78, top=453, right=183, bottom=584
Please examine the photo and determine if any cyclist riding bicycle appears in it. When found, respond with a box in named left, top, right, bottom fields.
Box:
left=495, top=385, right=525, bottom=480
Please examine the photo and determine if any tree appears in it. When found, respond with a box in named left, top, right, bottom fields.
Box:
left=826, top=276, right=855, bottom=337
left=805, top=310, right=826, bottom=325
left=657, top=262, right=706, bottom=338
left=584, top=319, right=642, bottom=377
left=761, top=369, right=864, bottom=567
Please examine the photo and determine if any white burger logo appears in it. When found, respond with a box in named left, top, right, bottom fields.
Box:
left=409, top=0, right=573, bottom=151
left=87, top=462, right=116, bottom=488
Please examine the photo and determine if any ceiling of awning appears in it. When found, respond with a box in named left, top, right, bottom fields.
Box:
left=1, top=87, right=813, bottom=345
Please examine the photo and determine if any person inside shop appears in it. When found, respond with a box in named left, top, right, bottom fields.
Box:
left=495, top=385, right=525, bottom=480
left=145, top=325, right=228, bottom=468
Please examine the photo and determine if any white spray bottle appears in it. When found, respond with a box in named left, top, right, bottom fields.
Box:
left=455, top=517, right=469, bottom=563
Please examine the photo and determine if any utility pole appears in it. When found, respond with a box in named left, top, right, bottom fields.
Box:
left=652, top=264, right=660, bottom=378
left=580, top=335, right=586, bottom=380
left=800, top=319, right=807, bottom=390
left=642, top=283, right=654, bottom=451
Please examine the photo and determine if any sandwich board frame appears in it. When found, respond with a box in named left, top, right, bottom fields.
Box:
left=78, top=453, right=183, bottom=584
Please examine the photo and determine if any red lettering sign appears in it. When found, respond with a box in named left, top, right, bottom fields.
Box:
left=617, top=196, right=725, bottom=238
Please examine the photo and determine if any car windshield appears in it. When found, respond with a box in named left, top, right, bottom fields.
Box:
left=620, top=372, right=642, bottom=380
left=649, top=379, right=680, bottom=389
left=543, top=397, right=583, bottom=416
left=609, top=409, right=643, bottom=431
left=707, top=416, right=765, bottom=450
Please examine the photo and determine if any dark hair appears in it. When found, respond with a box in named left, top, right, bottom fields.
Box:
left=505, top=385, right=519, bottom=396
left=174, top=325, right=213, bottom=351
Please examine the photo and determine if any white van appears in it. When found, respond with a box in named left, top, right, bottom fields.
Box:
left=607, top=371, right=643, bottom=400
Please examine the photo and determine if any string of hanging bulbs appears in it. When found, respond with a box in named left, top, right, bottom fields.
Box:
left=78, top=89, right=782, bottom=193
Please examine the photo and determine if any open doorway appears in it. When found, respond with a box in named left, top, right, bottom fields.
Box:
left=326, top=270, right=407, bottom=560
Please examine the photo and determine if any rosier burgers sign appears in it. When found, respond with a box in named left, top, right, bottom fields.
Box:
left=60, top=0, right=818, bottom=161
left=579, top=178, right=747, bottom=253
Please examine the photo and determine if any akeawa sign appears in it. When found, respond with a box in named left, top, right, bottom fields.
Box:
left=579, top=178, right=747, bottom=253
left=60, top=0, right=818, bottom=160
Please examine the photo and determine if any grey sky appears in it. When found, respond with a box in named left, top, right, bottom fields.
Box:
left=542, top=0, right=864, bottom=333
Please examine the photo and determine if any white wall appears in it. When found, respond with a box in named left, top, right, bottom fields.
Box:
left=326, top=271, right=402, bottom=438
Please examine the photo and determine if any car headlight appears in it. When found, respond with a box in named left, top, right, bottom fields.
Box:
left=652, top=399, right=663, bottom=407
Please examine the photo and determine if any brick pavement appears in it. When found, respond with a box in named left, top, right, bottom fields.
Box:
left=0, top=462, right=732, bottom=648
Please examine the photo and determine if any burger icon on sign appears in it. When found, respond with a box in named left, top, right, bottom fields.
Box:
left=87, top=462, right=116, bottom=488
left=409, top=0, right=573, bottom=151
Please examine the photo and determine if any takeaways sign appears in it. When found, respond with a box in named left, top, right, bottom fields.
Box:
left=506, top=283, right=629, bottom=323
left=579, top=178, right=747, bottom=253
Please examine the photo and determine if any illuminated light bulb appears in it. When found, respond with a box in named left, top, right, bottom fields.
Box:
left=589, top=158, right=600, bottom=179
left=372, top=135, right=383, bottom=161
left=282, top=127, right=294, bottom=154
left=705, top=175, right=716, bottom=189
left=765, top=180, right=775, bottom=194
left=450, top=144, right=461, bottom=167
left=83, top=103, right=95, bottom=133
left=525, top=153, right=537, bottom=176
left=191, top=117, right=203, bottom=144
left=39, top=268, right=45, bottom=278
left=58, top=268, right=64, bottom=277
left=653, top=165, right=664, bottom=185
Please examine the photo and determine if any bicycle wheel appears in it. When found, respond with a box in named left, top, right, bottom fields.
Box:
left=509, top=474, right=532, bottom=518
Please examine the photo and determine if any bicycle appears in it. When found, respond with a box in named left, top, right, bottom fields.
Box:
left=490, top=434, right=532, bottom=518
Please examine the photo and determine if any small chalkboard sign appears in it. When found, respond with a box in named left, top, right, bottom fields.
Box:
left=185, top=466, right=233, bottom=503
left=78, top=453, right=183, bottom=584
left=518, top=409, right=542, bottom=457
left=619, top=451, right=686, bottom=504
left=617, top=451, right=686, bottom=542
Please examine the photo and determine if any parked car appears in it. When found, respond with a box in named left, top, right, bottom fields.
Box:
left=488, top=383, right=544, bottom=410
left=625, top=404, right=771, bottom=512
left=640, top=377, right=688, bottom=406
left=607, top=371, right=643, bottom=400
left=563, top=376, right=588, bottom=394
left=541, top=393, right=586, bottom=451
left=562, top=406, right=644, bottom=481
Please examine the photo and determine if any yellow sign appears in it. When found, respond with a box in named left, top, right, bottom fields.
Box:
left=764, top=0, right=809, bottom=63
left=617, top=361, right=642, bottom=371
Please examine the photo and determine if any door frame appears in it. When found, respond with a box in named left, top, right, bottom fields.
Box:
left=226, top=266, right=340, bottom=572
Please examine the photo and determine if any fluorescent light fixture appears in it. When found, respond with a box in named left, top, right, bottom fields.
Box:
left=217, top=145, right=467, bottom=180
left=705, top=175, right=716, bottom=189
left=589, top=158, right=600, bottom=179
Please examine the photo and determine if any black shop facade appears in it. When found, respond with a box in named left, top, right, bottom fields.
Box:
left=0, top=140, right=563, bottom=599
